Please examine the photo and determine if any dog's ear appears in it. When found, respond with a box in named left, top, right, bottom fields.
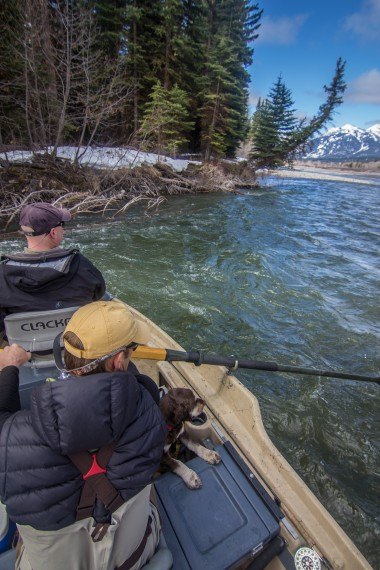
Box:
left=173, top=388, right=195, bottom=425
left=159, top=388, right=195, bottom=425
left=159, top=393, right=176, bottom=423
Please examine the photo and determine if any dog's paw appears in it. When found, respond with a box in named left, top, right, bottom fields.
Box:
left=204, top=450, right=222, bottom=464
left=185, top=469, right=202, bottom=490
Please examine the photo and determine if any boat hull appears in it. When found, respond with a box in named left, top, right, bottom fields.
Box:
left=1, top=302, right=371, bottom=569
left=129, top=305, right=371, bottom=570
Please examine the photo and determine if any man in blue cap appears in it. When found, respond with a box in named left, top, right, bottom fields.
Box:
left=0, top=202, right=106, bottom=333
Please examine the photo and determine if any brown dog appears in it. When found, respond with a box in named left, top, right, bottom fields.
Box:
left=159, top=387, right=221, bottom=489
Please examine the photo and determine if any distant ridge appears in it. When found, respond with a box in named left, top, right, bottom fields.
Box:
left=303, top=124, right=380, bottom=161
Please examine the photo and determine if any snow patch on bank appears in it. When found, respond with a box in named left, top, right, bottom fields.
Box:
left=0, top=146, right=200, bottom=172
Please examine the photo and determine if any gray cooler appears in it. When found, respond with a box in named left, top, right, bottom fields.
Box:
left=155, top=442, right=282, bottom=570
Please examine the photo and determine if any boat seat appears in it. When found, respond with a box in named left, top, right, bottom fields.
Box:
left=4, top=306, right=79, bottom=355
left=155, top=442, right=282, bottom=570
left=4, top=307, right=79, bottom=408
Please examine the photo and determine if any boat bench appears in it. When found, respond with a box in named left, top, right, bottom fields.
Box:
left=155, top=442, right=284, bottom=570
left=4, top=307, right=81, bottom=409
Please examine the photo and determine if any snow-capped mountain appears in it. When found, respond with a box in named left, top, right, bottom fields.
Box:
left=303, top=124, right=380, bottom=161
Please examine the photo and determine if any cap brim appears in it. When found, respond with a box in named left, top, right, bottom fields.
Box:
left=133, top=319, right=151, bottom=345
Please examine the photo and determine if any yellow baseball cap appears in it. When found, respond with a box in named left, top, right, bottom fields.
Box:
left=63, top=300, right=150, bottom=359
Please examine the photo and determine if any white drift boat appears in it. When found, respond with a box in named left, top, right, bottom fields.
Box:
left=0, top=303, right=372, bottom=570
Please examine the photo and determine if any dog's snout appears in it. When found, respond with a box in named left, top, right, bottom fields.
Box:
left=190, top=398, right=205, bottom=419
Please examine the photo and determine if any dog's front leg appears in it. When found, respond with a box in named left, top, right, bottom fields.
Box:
left=161, top=453, right=202, bottom=489
left=180, top=434, right=221, bottom=464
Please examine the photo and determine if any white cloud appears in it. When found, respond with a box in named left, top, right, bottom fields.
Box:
left=344, top=0, right=380, bottom=42
left=346, top=69, right=380, bottom=104
left=256, top=14, right=309, bottom=45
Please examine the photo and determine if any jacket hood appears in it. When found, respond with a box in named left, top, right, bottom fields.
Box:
left=1, top=249, right=77, bottom=292
left=1, top=247, right=77, bottom=263
left=3, top=249, right=76, bottom=293
left=3, top=266, right=65, bottom=291
left=30, top=372, right=142, bottom=454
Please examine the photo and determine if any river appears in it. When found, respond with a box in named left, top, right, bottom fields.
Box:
left=1, top=175, right=379, bottom=566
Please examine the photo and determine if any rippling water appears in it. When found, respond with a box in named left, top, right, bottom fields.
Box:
left=1, top=175, right=379, bottom=565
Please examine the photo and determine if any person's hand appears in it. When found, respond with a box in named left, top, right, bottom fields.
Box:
left=0, top=344, right=31, bottom=371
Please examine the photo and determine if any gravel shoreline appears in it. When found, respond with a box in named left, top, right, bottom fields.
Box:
left=259, top=165, right=380, bottom=185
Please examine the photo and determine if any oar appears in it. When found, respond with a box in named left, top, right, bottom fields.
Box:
left=133, top=346, right=379, bottom=384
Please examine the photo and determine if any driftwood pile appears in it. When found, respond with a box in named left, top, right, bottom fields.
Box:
left=0, top=154, right=253, bottom=230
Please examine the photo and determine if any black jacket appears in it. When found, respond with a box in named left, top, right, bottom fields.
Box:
left=0, top=247, right=105, bottom=329
left=0, top=363, right=166, bottom=530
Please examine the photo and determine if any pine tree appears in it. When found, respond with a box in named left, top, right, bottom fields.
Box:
left=249, top=59, right=346, bottom=168
left=158, top=0, right=185, bottom=90
left=0, top=0, right=26, bottom=145
left=140, top=81, right=193, bottom=156
left=286, top=57, right=346, bottom=157
left=269, top=76, right=298, bottom=137
left=249, top=99, right=281, bottom=167
left=165, top=0, right=208, bottom=152
left=123, top=0, right=163, bottom=137
left=199, top=0, right=262, bottom=160
left=91, top=0, right=128, bottom=59
left=250, top=76, right=299, bottom=167
left=1, top=0, right=263, bottom=155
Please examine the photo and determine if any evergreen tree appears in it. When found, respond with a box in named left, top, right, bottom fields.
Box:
left=249, top=98, right=281, bottom=167
left=163, top=0, right=208, bottom=151
left=269, top=76, right=298, bottom=136
left=199, top=0, right=262, bottom=159
left=158, top=0, right=185, bottom=90
left=1, top=0, right=263, bottom=156
left=123, top=0, right=163, bottom=137
left=0, top=0, right=25, bottom=145
left=286, top=57, right=346, bottom=157
left=249, top=59, right=346, bottom=168
left=250, top=76, right=299, bottom=167
left=91, top=0, right=128, bottom=59
left=140, top=81, right=193, bottom=156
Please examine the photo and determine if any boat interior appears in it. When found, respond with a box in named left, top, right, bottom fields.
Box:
left=0, top=305, right=371, bottom=569
left=1, top=361, right=290, bottom=570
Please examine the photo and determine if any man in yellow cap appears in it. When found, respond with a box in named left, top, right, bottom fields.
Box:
left=0, top=301, right=167, bottom=570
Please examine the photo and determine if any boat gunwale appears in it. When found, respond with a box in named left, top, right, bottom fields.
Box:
left=130, top=304, right=372, bottom=570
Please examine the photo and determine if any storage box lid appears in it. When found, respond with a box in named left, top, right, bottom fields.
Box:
left=155, top=444, right=280, bottom=570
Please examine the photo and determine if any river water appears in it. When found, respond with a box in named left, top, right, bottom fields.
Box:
left=1, top=175, right=379, bottom=565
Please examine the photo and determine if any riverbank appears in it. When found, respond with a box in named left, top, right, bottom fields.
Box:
left=2, top=145, right=379, bottom=230
left=0, top=148, right=254, bottom=230
left=261, top=164, right=380, bottom=185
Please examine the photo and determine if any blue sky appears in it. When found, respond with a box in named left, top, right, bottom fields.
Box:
left=249, top=0, right=380, bottom=130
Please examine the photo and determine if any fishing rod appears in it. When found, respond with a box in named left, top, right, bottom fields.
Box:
left=0, top=346, right=378, bottom=383
left=133, top=346, right=380, bottom=384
